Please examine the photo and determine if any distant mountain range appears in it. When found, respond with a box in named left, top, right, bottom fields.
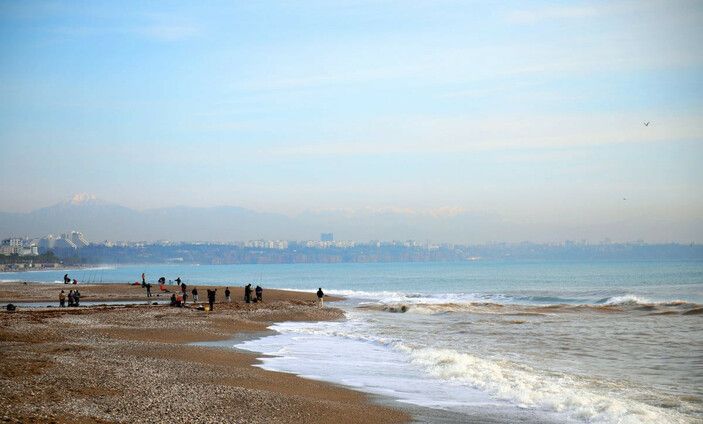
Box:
left=0, top=196, right=503, bottom=242
left=1, top=196, right=701, bottom=243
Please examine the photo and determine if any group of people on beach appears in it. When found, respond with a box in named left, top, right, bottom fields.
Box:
left=167, top=286, right=219, bottom=311
left=58, top=289, right=80, bottom=307
left=136, top=273, right=324, bottom=310
left=53, top=276, right=325, bottom=309
left=243, top=284, right=263, bottom=303
left=63, top=274, right=78, bottom=285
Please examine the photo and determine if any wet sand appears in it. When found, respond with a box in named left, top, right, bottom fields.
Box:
left=0, top=282, right=408, bottom=423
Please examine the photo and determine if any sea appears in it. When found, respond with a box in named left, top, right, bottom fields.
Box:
left=3, top=260, right=702, bottom=423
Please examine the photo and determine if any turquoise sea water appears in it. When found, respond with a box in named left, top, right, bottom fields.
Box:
left=3, top=260, right=702, bottom=304
left=3, top=260, right=702, bottom=423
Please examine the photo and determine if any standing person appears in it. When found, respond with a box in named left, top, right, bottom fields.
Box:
left=317, top=288, right=324, bottom=308
left=175, top=277, right=181, bottom=286
left=74, top=290, right=80, bottom=307
left=141, top=273, right=146, bottom=288
left=182, top=290, right=188, bottom=305
left=255, top=285, right=263, bottom=302
left=64, top=274, right=70, bottom=284
left=146, top=283, right=152, bottom=298
left=192, top=287, right=198, bottom=303
left=244, top=284, right=252, bottom=304
left=181, top=281, right=187, bottom=295
left=59, top=290, right=66, bottom=307
left=225, top=287, right=231, bottom=303
left=207, top=289, right=216, bottom=311
left=68, top=290, right=75, bottom=307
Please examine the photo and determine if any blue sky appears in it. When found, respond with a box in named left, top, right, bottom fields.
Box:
left=1, top=0, right=702, bottom=241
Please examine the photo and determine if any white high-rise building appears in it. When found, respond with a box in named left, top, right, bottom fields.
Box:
left=69, top=231, right=90, bottom=247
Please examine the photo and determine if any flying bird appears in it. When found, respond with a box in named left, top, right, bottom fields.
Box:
left=644, top=121, right=650, bottom=126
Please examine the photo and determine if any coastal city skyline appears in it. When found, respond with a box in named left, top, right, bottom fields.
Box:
left=0, top=192, right=701, bottom=243
left=1, top=1, right=702, bottom=244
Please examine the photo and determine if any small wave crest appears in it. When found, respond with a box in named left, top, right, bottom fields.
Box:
left=360, top=297, right=701, bottom=316
left=408, top=347, right=690, bottom=424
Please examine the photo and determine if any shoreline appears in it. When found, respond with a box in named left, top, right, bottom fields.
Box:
left=0, top=281, right=409, bottom=423
left=0, top=281, right=344, bottom=304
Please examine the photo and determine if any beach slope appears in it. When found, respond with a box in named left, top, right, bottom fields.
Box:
left=0, top=283, right=408, bottom=423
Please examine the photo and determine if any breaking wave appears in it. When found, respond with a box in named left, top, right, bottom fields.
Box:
left=408, top=347, right=693, bottom=424
left=268, top=320, right=696, bottom=424
left=358, top=295, right=701, bottom=316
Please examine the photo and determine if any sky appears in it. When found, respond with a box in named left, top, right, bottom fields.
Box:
left=1, top=0, right=702, bottom=242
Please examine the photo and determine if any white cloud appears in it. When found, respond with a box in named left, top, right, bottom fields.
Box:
left=256, top=111, right=703, bottom=158
left=506, top=6, right=598, bottom=24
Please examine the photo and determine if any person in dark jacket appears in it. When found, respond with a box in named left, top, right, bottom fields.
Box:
left=317, top=288, right=324, bottom=308
left=255, top=285, right=263, bottom=302
left=244, top=284, right=252, bottom=303
left=207, top=289, right=217, bottom=311
left=225, top=287, right=231, bottom=303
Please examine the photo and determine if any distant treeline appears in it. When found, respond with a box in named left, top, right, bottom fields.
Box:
left=0, top=251, right=60, bottom=265
left=47, top=242, right=703, bottom=265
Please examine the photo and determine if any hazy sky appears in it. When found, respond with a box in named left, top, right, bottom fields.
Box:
left=1, top=1, right=702, bottom=240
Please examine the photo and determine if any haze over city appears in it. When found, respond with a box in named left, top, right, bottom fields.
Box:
left=1, top=1, right=702, bottom=242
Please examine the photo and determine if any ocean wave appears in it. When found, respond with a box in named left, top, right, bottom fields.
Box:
left=275, top=287, right=701, bottom=315
left=596, top=295, right=652, bottom=305
left=359, top=298, right=702, bottom=316
left=268, top=320, right=695, bottom=423
left=408, top=347, right=691, bottom=424
left=0, top=279, right=68, bottom=284
left=269, top=320, right=401, bottom=349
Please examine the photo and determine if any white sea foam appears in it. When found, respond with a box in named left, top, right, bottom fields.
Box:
left=237, top=321, right=517, bottom=415
left=407, top=347, right=689, bottom=424
left=276, top=287, right=698, bottom=310
left=0, top=279, right=66, bottom=284
left=250, top=317, right=694, bottom=424
left=599, top=295, right=653, bottom=305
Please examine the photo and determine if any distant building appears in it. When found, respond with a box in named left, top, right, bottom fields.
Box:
left=1, top=238, right=38, bottom=256
left=63, top=231, right=89, bottom=247
left=244, top=239, right=288, bottom=250
left=320, top=233, right=334, bottom=242
left=20, top=245, right=39, bottom=256
left=1, top=238, right=22, bottom=255
left=53, top=237, right=77, bottom=249
left=39, top=234, right=57, bottom=250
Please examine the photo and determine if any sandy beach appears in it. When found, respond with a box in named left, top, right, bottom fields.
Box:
left=0, top=282, right=409, bottom=423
